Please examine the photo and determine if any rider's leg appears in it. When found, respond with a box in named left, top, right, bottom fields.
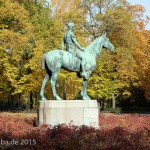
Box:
left=75, top=49, right=89, bottom=79
left=81, top=59, right=89, bottom=80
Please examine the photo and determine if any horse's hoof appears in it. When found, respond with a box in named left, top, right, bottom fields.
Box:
left=56, top=99, right=62, bottom=101
left=56, top=96, right=62, bottom=100
left=41, top=97, right=47, bottom=101
left=83, top=96, right=91, bottom=100
left=80, top=92, right=91, bottom=100
left=83, top=98, right=91, bottom=100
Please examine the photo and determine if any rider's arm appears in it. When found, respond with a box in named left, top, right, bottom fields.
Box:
left=71, top=33, right=84, bottom=50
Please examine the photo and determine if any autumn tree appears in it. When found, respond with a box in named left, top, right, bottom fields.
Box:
left=82, top=0, right=150, bottom=107
left=0, top=0, right=54, bottom=108
left=0, top=0, right=35, bottom=107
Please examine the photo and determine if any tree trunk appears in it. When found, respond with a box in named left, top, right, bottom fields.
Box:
left=112, top=93, right=116, bottom=109
left=18, top=93, right=21, bottom=109
left=11, top=95, right=14, bottom=111
left=6, top=96, right=9, bottom=111
left=101, top=99, right=106, bottom=110
left=35, top=93, right=38, bottom=107
left=30, top=92, right=33, bottom=109
left=63, top=89, right=67, bottom=100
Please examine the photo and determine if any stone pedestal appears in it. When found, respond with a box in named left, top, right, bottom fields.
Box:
left=38, top=100, right=99, bottom=128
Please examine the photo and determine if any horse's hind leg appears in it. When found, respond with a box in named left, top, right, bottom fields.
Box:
left=51, top=70, right=61, bottom=100
left=81, top=78, right=91, bottom=100
left=40, top=73, right=49, bottom=101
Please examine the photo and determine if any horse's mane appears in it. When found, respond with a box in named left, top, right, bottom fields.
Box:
left=85, top=36, right=102, bottom=53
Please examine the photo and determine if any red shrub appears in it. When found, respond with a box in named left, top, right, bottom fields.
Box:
left=0, top=113, right=150, bottom=150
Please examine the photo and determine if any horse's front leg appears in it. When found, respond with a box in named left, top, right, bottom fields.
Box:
left=81, top=78, right=91, bottom=100
left=51, top=71, right=62, bottom=100
left=40, top=74, right=49, bottom=101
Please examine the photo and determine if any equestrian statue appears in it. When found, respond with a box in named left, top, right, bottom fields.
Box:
left=40, top=22, right=114, bottom=100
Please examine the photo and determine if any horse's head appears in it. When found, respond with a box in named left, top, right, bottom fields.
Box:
left=101, top=32, right=114, bottom=51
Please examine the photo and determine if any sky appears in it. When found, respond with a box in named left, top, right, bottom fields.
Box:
left=127, top=0, right=150, bottom=30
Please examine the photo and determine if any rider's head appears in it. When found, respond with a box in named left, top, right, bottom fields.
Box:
left=67, top=22, right=74, bottom=30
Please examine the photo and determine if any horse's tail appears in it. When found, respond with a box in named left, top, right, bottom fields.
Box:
left=42, top=53, right=52, bottom=77
left=41, top=53, right=47, bottom=69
